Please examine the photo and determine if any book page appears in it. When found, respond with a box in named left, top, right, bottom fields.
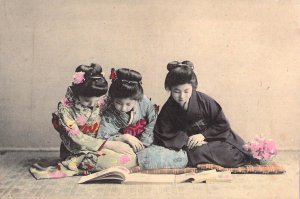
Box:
left=78, top=166, right=129, bottom=184
left=124, top=173, right=176, bottom=184
left=175, top=170, right=233, bottom=183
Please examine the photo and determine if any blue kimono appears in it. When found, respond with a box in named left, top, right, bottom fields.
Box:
left=97, top=95, right=156, bottom=146
left=97, top=95, right=188, bottom=169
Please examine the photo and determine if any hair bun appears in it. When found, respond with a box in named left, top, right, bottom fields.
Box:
left=116, top=68, right=142, bottom=83
left=90, top=77, right=107, bottom=89
left=89, top=63, right=103, bottom=78
left=75, top=63, right=103, bottom=79
left=167, top=60, right=194, bottom=71
left=181, top=60, right=194, bottom=70
left=72, top=63, right=108, bottom=97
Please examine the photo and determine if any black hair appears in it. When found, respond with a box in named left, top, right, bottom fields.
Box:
left=164, top=60, right=198, bottom=90
left=108, top=68, right=144, bottom=100
left=71, top=63, right=108, bottom=97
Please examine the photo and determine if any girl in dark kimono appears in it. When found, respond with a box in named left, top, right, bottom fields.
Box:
left=154, top=61, right=255, bottom=168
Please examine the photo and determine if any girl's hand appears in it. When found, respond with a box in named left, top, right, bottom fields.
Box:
left=122, top=134, right=145, bottom=153
left=187, top=134, right=206, bottom=150
left=105, top=141, right=135, bottom=155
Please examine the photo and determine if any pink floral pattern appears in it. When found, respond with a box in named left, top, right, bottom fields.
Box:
left=48, top=171, right=67, bottom=178
left=119, top=155, right=130, bottom=164
left=76, top=115, right=87, bottom=126
left=62, top=98, right=72, bottom=106
left=66, top=128, right=81, bottom=137
left=97, top=97, right=105, bottom=107
left=73, top=72, right=85, bottom=84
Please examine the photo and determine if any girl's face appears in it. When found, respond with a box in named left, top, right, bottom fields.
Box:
left=171, top=83, right=193, bottom=107
left=78, top=96, right=100, bottom=108
left=113, top=98, right=136, bottom=113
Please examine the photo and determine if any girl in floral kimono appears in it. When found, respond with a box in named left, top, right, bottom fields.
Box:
left=97, top=68, right=188, bottom=169
left=30, top=64, right=137, bottom=179
left=154, top=61, right=255, bottom=168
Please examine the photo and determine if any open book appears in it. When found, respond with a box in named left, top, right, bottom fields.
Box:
left=78, top=166, right=232, bottom=184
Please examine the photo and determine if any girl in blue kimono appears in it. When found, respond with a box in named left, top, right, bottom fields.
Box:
left=154, top=61, right=255, bottom=168
left=97, top=68, right=188, bottom=169
left=97, top=68, right=156, bottom=150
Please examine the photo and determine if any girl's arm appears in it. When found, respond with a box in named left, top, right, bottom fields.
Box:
left=57, top=106, right=105, bottom=152
left=97, top=115, right=123, bottom=140
left=153, top=107, right=189, bottom=150
left=98, top=114, right=142, bottom=153
left=104, top=140, right=134, bottom=155
left=200, top=94, right=231, bottom=140
left=139, top=97, right=157, bottom=147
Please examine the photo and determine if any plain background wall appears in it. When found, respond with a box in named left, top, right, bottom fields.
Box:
left=0, top=0, right=299, bottom=150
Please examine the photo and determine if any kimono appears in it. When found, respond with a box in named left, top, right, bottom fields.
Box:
left=98, top=96, right=188, bottom=169
left=30, top=87, right=137, bottom=179
left=154, top=90, right=253, bottom=168
left=97, top=95, right=156, bottom=147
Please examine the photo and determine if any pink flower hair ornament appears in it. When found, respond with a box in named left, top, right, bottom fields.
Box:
left=73, top=71, right=85, bottom=84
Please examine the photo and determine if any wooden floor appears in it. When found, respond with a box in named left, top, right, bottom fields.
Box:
left=0, top=150, right=298, bottom=199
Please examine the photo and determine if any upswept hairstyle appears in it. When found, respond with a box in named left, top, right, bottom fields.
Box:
left=71, top=63, right=108, bottom=97
left=108, top=68, right=144, bottom=100
left=164, top=60, right=198, bottom=90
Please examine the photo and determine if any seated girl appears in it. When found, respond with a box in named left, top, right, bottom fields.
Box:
left=98, top=68, right=188, bottom=170
left=154, top=61, right=255, bottom=168
left=97, top=68, right=156, bottom=151
left=30, top=64, right=137, bottom=179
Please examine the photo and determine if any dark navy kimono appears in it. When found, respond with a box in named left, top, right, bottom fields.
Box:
left=154, top=90, right=253, bottom=168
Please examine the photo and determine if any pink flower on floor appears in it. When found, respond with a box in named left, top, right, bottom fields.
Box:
left=66, top=128, right=81, bottom=137
left=120, top=155, right=130, bottom=164
left=243, top=135, right=277, bottom=161
left=76, top=115, right=87, bottom=126
left=62, top=98, right=72, bottom=106
left=73, top=72, right=85, bottom=84
left=48, top=171, right=67, bottom=179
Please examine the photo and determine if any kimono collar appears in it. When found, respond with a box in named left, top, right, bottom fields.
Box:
left=65, top=87, right=75, bottom=101
left=186, top=90, right=199, bottom=117
left=107, top=101, right=135, bottom=125
left=167, top=90, right=199, bottom=121
left=64, top=87, right=93, bottom=112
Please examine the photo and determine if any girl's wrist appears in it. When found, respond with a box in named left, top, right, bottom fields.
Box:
left=113, top=135, right=126, bottom=142
left=119, top=134, right=128, bottom=142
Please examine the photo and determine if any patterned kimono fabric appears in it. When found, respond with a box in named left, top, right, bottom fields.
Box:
left=30, top=87, right=137, bottom=179
left=154, top=90, right=254, bottom=168
left=98, top=96, right=188, bottom=169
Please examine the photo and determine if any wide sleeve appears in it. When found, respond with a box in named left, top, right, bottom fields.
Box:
left=97, top=113, right=123, bottom=140
left=200, top=94, right=231, bottom=140
left=138, top=97, right=157, bottom=147
left=57, top=105, right=105, bottom=152
left=153, top=106, right=189, bottom=151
